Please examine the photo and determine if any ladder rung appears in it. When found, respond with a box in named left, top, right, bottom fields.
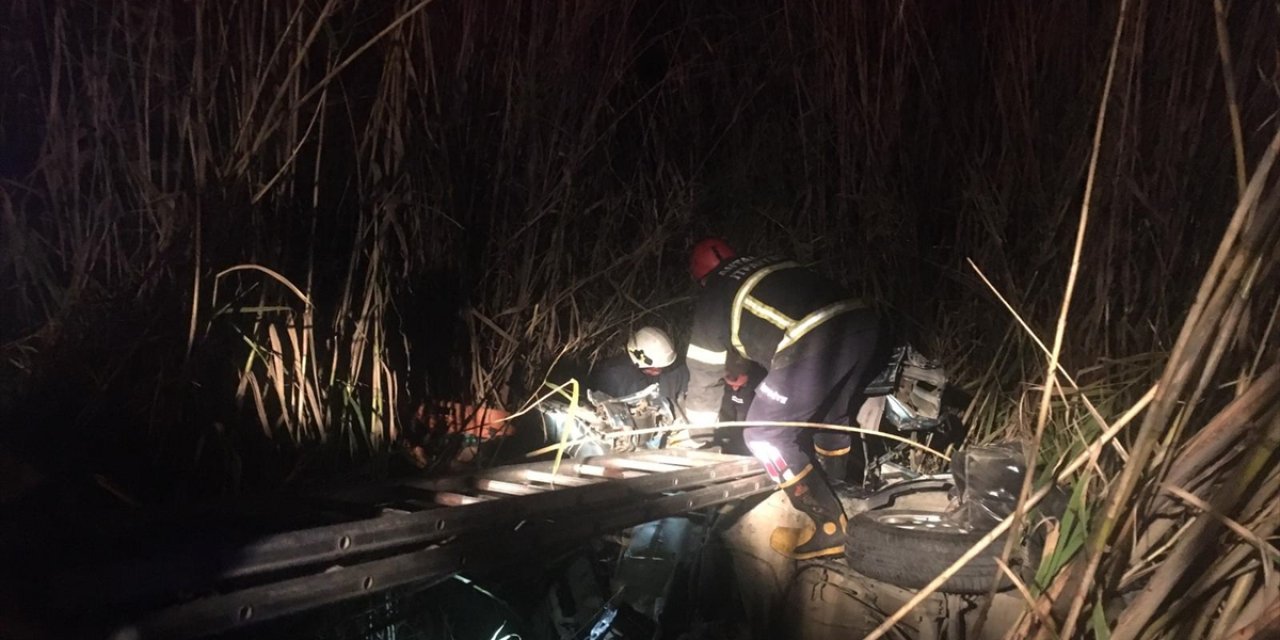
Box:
left=594, top=458, right=686, bottom=473
left=642, top=448, right=742, bottom=463
left=574, top=464, right=645, bottom=479
left=626, top=453, right=709, bottom=467
left=51, top=455, right=765, bottom=618
left=485, top=469, right=600, bottom=487
left=432, top=492, right=493, bottom=506
left=127, top=471, right=774, bottom=640
left=472, top=479, right=546, bottom=496
left=391, top=499, right=438, bottom=511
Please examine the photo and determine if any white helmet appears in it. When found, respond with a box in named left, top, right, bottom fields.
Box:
left=626, top=326, right=676, bottom=368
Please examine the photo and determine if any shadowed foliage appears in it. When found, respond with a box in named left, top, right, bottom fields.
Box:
left=0, top=0, right=1277, bottom=635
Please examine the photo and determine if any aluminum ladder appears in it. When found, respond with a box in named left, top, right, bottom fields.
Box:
left=38, top=449, right=769, bottom=638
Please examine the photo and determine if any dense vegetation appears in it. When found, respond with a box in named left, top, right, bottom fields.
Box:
left=1, top=0, right=1277, bottom=636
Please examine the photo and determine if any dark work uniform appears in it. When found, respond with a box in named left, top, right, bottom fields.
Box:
left=684, top=255, right=880, bottom=486
left=589, top=355, right=689, bottom=408
left=718, top=352, right=764, bottom=421
left=712, top=355, right=763, bottom=455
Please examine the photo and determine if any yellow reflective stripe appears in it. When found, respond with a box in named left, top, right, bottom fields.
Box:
left=731, top=262, right=799, bottom=357
left=686, top=343, right=727, bottom=365
left=776, top=299, right=867, bottom=352
left=777, top=463, right=813, bottom=489
left=742, top=296, right=795, bottom=330
left=814, top=445, right=852, bottom=457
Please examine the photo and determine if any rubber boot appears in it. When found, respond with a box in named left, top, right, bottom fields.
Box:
left=816, top=451, right=849, bottom=485
left=769, top=466, right=848, bottom=560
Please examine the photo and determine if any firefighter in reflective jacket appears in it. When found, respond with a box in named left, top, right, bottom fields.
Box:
left=682, top=238, right=881, bottom=559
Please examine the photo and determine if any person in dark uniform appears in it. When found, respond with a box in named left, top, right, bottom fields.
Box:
left=681, top=238, right=882, bottom=559
left=710, top=351, right=762, bottom=455
left=588, top=326, right=689, bottom=410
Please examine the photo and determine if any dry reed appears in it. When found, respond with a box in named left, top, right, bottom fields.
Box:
left=0, top=0, right=1276, bottom=634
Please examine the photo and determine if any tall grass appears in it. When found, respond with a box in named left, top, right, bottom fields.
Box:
left=0, top=0, right=1277, bottom=633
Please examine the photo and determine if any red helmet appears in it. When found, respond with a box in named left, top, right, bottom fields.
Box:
left=690, top=237, right=736, bottom=282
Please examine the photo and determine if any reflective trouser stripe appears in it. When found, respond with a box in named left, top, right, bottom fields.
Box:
left=777, top=463, right=813, bottom=489
left=747, top=439, right=811, bottom=486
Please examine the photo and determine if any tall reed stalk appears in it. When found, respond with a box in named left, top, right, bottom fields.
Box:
left=1, top=3, right=1277, bottom=631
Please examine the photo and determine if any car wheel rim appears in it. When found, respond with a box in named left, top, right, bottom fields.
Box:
left=872, top=511, right=971, bottom=533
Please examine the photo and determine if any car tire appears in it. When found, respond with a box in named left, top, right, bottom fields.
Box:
left=844, top=509, right=1026, bottom=594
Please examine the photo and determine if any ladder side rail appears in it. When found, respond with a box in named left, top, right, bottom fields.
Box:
left=125, top=471, right=772, bottom=640
left=51, top=457, right=763, bottom=610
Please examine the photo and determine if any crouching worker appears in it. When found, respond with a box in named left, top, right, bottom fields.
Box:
left=682, top=238, right=882, bottom=559
left=589, top=326, right=688, bottom=409
left=589, top=326, right=699, bottom=447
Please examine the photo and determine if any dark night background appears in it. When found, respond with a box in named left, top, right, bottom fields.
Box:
left=0, top=0, right=1274, bottom=489
left=0, top=0, right=1278, bottom=634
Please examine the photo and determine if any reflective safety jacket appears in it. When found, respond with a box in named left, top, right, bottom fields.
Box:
left=683, top=255, right=865, bottom=421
